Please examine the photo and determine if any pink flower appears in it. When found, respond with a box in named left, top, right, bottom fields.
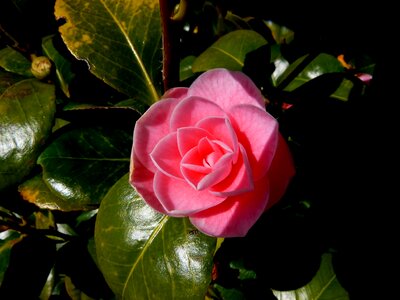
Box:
left=130, top=68, right=295, bottom=237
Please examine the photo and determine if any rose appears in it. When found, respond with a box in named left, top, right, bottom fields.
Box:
left=130, top=68, right=295, bottom=237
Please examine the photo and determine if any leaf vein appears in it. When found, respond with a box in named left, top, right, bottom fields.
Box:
left=211, top=46, right=244, bottom=67
left=122, top=215, right=169, bottom=297
left=99, top=0, right=159, bottom=102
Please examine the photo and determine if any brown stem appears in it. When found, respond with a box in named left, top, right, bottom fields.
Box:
left=159, top=0, right=181, bottom=91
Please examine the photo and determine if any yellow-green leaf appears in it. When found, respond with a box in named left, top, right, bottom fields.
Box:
left=192, top=29, right=268, bottom=73
left=54, top=0, right=163, bottom=105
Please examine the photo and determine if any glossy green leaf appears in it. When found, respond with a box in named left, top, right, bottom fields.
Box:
left=0, top=46, right=33, bottom=77
left=0, top=230, right=24, bottom=285
left=95, top=173, right=217, bottom=299
left=180, top=55, right=196, bottom=81
left=54, top=0, right=163, bottom=106
left=42, top=34, right=75, bottom=98
left=18, top=174, right=90, bottom=211
left=277, top=53, right=345, bottom=91
left=0, top=72, right=56, bottom=190
left=192, top=30, right=268, bottom=73
left=272, top=253, right=349, bottom=300
left=37, top=126, right=132, bottom=206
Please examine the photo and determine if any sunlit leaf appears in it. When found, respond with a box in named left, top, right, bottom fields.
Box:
left=272, top=253, right=349, bottom=300
left=42, top=34, right=75, bottom=98
left=54, top=0, right=163, bottom=106
left=95, top=173, right=217, bottom=299
left=192, top=29, right=268, bottom=72
left=0, top=46, right=33, bottom=77
left=0, top=72, right=56, bottom=190
left=277, top=53, right=345, bottom=91
left=37, top=126, right=132, bottom=206
left=18, top=174, right=89, bottom=211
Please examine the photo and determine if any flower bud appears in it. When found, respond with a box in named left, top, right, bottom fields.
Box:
left=31, top=56, right=52, bottom=80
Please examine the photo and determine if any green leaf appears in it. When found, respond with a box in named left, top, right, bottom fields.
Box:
left=192, top=29, right=268, bottom=73
left=264, top=20, right=295, bottom=45
left=95, top=173, right=217, bottom=299
left=62, top=102, right=142, bottom=125
left=18, top=174, right=91, bottom=211
left=180, top=55, right=196, bottom=82
left=37, top=126, right=132, bottom=206
left=0, top=230, right=24, bottom=285
left=330, top=78, right=354, bottom=101
left=54, top=0, right=163, bottom=106
left=0, top=72, right=56, bottom=190
left=0, top=71, right=25, bottom=94
left=41, top=34, right=75, bottom=98
left=212, top=284, right=244, bottom=300
left=0, top=46, right=33, bottom=77
left=272, top=253, right=349, bottom=300
left=230, top=260, right=256, bottom=280
left=277, top=53, right=345, bottom=91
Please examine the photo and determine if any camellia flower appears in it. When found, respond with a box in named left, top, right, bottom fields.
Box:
left=130, top=68, right=295, bottom=237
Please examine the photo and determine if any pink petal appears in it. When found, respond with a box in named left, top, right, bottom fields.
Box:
left=210, top=144, right=253, bottom=197
left=196, top=116, right=238, bottom=157
left=150, top=132, right=184, bottom=180
left=133, top=98, right=180, bottom=172
left=153, top=171, right=227, bottom=216
left=265, top=133, right=296, bottom=209
left=229, top=104, right=278, bottom=180
left=189, top=179, right=269, bottom=237
left=177, top=127, right=213, bottom=157
left=130, top=157, right=168, bottom=214
left=181, top=145, right=234, bottom=190
left=162, top=87, right=189, bottom=100
left=170, top=96, right=226, bottom=131
left=188, top=68, right=265, bottom=111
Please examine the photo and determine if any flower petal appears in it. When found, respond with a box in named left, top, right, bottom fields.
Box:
left=130, top=158, right=168, bottom=214
left=189, top=179, right=269, bottom=237
left=133, top=98, right=180, bottom=172
left=229, top=104, right=278, bottom=180
left=266, top=134, right=296, bottom=209
left=150, top=132, right=183, bottom=179
left=210, top=144, right=253, bottom=197
left=196, top=116, right=238, bottom=156
left=177, top=127, right=213, bottom=157
left=170, top=96, right=226, bottom=131
left=153, top=171, right=227, bottom=216
left=181, top=144, right=234, bottom=190
left=162, top=87, right=189, bottom=100
left=188, top=68, right=265, bottom=111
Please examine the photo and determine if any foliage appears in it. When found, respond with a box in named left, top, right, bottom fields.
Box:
left=0, top=0, right=386, bottom=299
